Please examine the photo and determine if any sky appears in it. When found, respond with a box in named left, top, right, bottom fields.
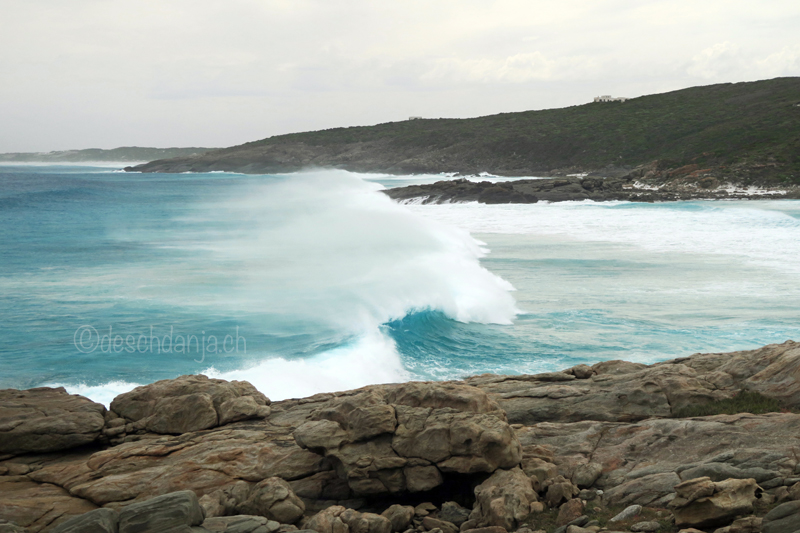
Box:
left=1, top=0, right=799, bottom=152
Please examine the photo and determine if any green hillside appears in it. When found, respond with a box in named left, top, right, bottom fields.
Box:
left=130, top=78, right=800, bottom=185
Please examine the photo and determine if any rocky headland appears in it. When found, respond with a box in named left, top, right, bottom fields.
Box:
left=3, top=341, right=800, bottom=533
left=125, top=78, right=800, bottom=196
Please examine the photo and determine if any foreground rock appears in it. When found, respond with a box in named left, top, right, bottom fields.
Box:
left=2, top=340, right=800, bottom=532
left=0, top=387, right=106, bottom=456
left=293, top=382, right=521, bottom=495
left=109, top=374, right=271, bottom=436
left=470, top=340, right=800, bottom=424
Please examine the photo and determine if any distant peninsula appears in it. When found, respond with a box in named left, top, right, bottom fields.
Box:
left=0, top=146, right=215, bottom=163
left=125, top=77, right=800, bottom=193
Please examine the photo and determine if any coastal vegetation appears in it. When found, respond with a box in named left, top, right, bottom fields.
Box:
left=129, top=77, right=800, bottom=187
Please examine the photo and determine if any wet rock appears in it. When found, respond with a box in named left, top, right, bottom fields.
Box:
left=0, top=387, right=105, bottom=455
left=669, top=477, right=761, bottom=528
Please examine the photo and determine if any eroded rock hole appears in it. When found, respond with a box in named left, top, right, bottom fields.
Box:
left=359, top=471, right=488, bottom=513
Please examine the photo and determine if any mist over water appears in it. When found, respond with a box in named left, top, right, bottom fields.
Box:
left=1, top=164, right=799, bottom=404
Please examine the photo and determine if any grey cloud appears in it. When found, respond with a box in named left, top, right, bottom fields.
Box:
left=1, top=0, right=798, bottom=151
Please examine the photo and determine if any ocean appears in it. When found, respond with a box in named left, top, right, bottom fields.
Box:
left=2, top=164, right=799, bottom=405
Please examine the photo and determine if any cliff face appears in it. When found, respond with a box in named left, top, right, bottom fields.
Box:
left=127, top=78, right=800, bottom=189
left=3, top=341, right=800, bottom=532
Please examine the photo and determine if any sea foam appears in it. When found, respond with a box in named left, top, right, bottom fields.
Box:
left=59, top=170, right=519, bottom=404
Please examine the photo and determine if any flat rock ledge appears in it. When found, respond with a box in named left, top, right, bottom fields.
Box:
left=2, top=340, right=800, bottom=533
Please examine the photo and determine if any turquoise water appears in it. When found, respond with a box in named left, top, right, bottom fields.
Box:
left=1, top=164, right=799, bottom=403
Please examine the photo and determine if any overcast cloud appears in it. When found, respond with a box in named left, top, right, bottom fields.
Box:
left=1, top=0, right=799, bottom=152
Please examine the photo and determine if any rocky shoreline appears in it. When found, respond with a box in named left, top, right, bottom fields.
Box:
left=383, top=174, right=799, bottom=205
left=3, top=341, right=800, bottom=533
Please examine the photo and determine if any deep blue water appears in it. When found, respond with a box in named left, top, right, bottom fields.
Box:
left=2, top=164, right=799, bottom=403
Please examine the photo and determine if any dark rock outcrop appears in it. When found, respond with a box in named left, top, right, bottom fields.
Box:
left=0, top=387, right=106, bottom=456
left=384, top=175, right=796, bottom=206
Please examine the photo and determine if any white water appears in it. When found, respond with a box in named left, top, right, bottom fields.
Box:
left=407, top=200, right=800, bottom=275
left=12, top=167, right=794, bottom=405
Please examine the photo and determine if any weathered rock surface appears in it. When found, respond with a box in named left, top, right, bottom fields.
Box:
left=3, top=340, right=800, bottom=532
left=713, top=516, right=762, bottom=533
left=110, top=375, right=271, bottom=435
left=762, top=501, right=800, bottom=533
left=0, top=475, right=97, bottom=531
left=0, top=388, right=106, bottom=455
left=0, top=520, right=29, bottom=533
left=380, top=504, right=414, bottom=532
left=293, top=382, right=521, bottom=496
left=555, top=499, right=584, bottom=526
left=118, top=490, right=204, bottom=532
left=470, top=340, right=800, bottom=424
left=202, top=515, right=280, bottom=533
left=305, top=506, right=391, bottom=533
left=437, top=502, right=471, bottom=527
left=630, top=521, right=661, bottom=532
left=51, top=508, right=118, bottom=533
left=669, top=477, right=761, bottom=528
left=609, top=504, right=642, bottom=522
left=469, top=467, right=537, bottom=531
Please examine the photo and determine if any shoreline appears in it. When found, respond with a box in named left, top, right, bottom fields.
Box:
left=384, top=175, right=800, bottom=205
left=3, top=340, right=800, bottom=532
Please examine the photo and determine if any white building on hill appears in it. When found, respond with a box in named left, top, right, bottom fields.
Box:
left=594, top=95, right=629, bottom=102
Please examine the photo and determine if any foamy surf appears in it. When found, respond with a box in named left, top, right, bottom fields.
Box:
left=203, top=330, right=410, bottom=401
left=47, top=170, right=519, bottom=405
